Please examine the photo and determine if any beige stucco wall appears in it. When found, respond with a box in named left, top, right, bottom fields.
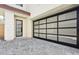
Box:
left=5, top=9, right=15, bottom=41
left=26, top=17, right=32, bottom=38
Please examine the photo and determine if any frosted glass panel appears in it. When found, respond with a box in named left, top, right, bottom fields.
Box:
left=39, top=19, right=46, bottom=24
left=34, top=30, right=38, bottom=32
left=47, top=29, right=57, bottom=34
left=59, top=20, right=76, bottom=27
left=47, top=16, right=57, bottom=22
left=59, top=11, right=77, bottom=21
left=16, top=32, right=22, bottom=36
left=39, top=34, right=46, bottom=38
left=59, top=29, right=76, bottom=36
left=39, top=29, right=46, bottom=33
left=16, top=20, right=22, bottom=37
left=16, top=21, right=21, bottom=25
left=47, top=35, right=57, bottom=40
left=59, top=36, right=77, bottom=44
left=34, top=21, right=38, bottom=25
left=34, top=33, right=38, bottom=37
left=34, top=26, right=39, bottom=28
left=47, top=23, right=57, bottom=28
left=40, top=24, right=46, bottom=28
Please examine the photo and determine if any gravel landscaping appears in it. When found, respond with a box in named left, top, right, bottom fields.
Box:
left=0, top=38, right=79, bottom=55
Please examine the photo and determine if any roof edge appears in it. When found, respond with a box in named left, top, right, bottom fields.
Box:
left=0, top=4, right=31, bottom=16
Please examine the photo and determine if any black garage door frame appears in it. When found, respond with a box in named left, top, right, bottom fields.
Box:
left=33, top=6, right=79, bottom=49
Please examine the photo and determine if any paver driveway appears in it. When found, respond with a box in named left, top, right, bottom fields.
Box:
left=0, top=38, right=79, bottom=55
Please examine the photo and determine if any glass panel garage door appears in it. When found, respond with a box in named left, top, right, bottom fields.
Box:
left=33, top=7, right=79, bottom=48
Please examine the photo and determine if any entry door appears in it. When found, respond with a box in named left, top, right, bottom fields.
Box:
left=16, top=19, right=23, bottom=37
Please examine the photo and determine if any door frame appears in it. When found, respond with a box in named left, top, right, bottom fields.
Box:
left=16, top=19, right=23, bottom=37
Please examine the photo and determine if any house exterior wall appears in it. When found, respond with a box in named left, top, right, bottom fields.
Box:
left=4, top=8, right=32, bottom=41
left=4, top=9, right=15, bottom=41
left=26, top=17, right=32, bottom=38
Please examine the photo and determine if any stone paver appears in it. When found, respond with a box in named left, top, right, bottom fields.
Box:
left=0, top=38, right=79, bottom=55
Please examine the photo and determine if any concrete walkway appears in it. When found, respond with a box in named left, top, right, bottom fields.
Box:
left=0, top=38, right=79, bottom=55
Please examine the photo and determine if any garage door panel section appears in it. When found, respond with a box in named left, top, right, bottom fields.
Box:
left=34, top=29, right=39, bottom=33
left=39, top=33, right=46, bottom=39
left=59, top=20, right=77, bottom=27
left=47, top=35, right=57, bottom=41
left=59, top=11, right=77, bottom=21
left=39, top=29, right=46, bottom=33
left=34, top=21, right=39, bottom=25
left=59, top=36, right=77, bottom=44
left=47, top=23, right=57, bottom=28
left=47, top=16, right=57, bottom=22
left=34, top=33, right=39, bottom=37
left=39, top=19, right=46, bottom=24
left=39, top=24, right=46, bottom=28
left=59, top=29, right=77, bottom=36
left=47, top=29, right=57, bottom=34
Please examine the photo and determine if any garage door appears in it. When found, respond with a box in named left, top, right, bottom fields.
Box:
left=33, top=7, right=79, bottom=48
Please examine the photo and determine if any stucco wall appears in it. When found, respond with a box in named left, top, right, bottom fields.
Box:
left=26, top=17, right=32, bottom=38
left=4, top=9, right=15, bottom=41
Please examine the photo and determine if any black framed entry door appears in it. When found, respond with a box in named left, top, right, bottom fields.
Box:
left=16, top=19, right=23, bottom=37
left=33, top=6, right=79, bottom=48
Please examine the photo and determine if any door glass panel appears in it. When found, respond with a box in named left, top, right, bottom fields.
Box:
left=47, top=16, right=57, bottom=22
left=34, top=21, right=39, bottom=25
left=59, top=36, right=77, bottom=44
left=59, top=29, right=77, bottom=36
left=59, top=20, right=76, bottom=27
left=39, top=29, right=46, bottom=33
left=39, top=19, right=46, bottom=24
left=59, top=11, right=77, bottom=21
left=34, top=29, right=39, bottom=33
left=34, top=33, right=38, bottom=37
left=47, top=23, right=57, bottom=28
left=39, top=34, right=46, bottom=38
left=47, top=35, right=57, bottom=40
left=47, top=29, right=57, bottom=34
left=34, top=25, right=39, bottom=28
left=16, top=20, right=23, bottom=37
left=39, top=24, right=46, bottom=28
